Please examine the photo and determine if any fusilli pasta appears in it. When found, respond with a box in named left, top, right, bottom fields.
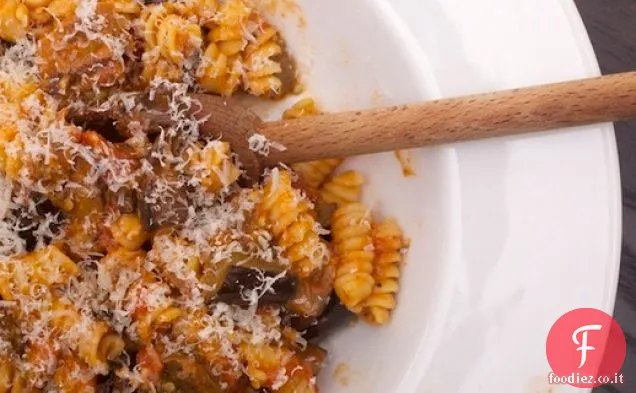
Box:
left=292, top=159, right=343, bottom=195
left=127, top=274, right=184, bottom=345
left=195, top=0, right=247, bottom=95
left=282, top=97, right=320, bottom=120
left=197, top=40, right=243, bottom=95
left=49, top=297, right=125, bottom=374
left=0, top=245, right=79, bottom=300
left=140, top=4, right=203, bottom=83
left=0, top=356, right=15, bottom=393
left=51, top=355, right=97, bottom=393
left=23, top=0, right=77, bottom=37
left=0, top=0, right=28, bottom=42
left=242, top=23, right=284, bottom=97
left=361, top=218, right=406, bottom=325
left=112, top=0, right=141, bottom=16
left=319, top=170, right=365, bottom=207
left=331, top=202, right=375, bottom=311
left=185, top=141, right=241, bottom=193
left=109, top=214, right=148, bottom=251
left=252, top=168, right=330, bottom=278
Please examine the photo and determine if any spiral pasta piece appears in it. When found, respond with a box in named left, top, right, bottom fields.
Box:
left=207, top=0, right=250, bottom=51
left=0, top=245, right=80, bottom=300
left=51, top=355, right=97, bottom=393
left=36, top=0, right=136, bottom=101
left=22, top=0, right=77, bottom=37
left=238, top=320, right=322, bottom=392
left=126, top=274, right=184, bottom=345
left=282, top=98, right=320, bottom=120
left=0, top=87, right=67, bottom=184
left=197, top=40, right=243, bottom=96
left=153, top=0, right=218, bottom=26
left=0, top=77, right=39, bottom=106
left=49, top=297, right=125, bottom=374
left=109, top=214, right=148, bottom=251
left=0, top=124, right=23, bottom=182
left=157, top=15, right=202, bottom=64
left=111, top=0, right=141, bottom=17
left=241, top=342, right=291, bottom=389
left=189, top=0, right=218, bottom=25
left=0, top=356, right=15, bottom=393
left=98, top=248, right=184, bottom=345
left=140, top=4, right=203, bottom=83
left=331, top=203, right=375, bottom=311
left=319, top=170, right=365, bottom=207
left=292, top=159, right=343, bottom=194
left=0, top=0, right=29, bottom=42
left=242, top=24, right=284, bottom=97
left=185, top=141, right=241, bottom=193
left=195, top=0, right=248, bottom=95
left=360, top=218, right=406, bottom=325
left=237, top=342, right=316, bottom=393
left=253, top=169, right=330, bottom=278
left=171, top=309, right=244, bottom=386
left=0, top=362, right=36, bottom=393
left=147, top=232, right=204, bottom=300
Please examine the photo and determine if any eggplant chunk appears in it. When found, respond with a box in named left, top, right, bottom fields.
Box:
left=215, top=267, right=297, bottom=306
left=137, top=173, right=189, bottom=231
left=302, top=298, right=356, bottom=343
left=15, top=195, right=65, bottom=252
left=287, top=261, right=335, bottom=318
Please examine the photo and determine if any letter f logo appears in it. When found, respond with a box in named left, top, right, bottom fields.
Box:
left=572, top=324, right=603, bottom=368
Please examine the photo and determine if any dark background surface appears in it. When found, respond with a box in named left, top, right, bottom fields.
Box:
left=575, top=1, right=636, bottom=391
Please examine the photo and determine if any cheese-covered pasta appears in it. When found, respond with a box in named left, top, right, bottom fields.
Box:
left=140, top=4, right=203, bottom=84
left=253, top=168, right=330, bottom=278
left=185, top=141, right=241, bottom=193
left=109, top=214, right=148, bottom=251
left=0, top=0, right=410, bottom=391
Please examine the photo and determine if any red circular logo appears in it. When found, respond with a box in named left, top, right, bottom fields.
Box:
left=546, top=308, right=626, bottom=388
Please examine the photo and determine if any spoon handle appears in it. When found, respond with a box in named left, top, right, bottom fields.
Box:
left=261, top=71, right=636, bottom=165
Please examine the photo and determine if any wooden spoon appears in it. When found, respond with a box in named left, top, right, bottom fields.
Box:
left=73, top=71, right=636, bottom=181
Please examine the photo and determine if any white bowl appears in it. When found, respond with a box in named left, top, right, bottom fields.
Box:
left=253, top=2, right=454, bottom=391
left=252, top=1, right=621, bottom=392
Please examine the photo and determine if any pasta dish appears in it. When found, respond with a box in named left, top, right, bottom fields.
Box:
left=0, top=0, right=409, bottom=392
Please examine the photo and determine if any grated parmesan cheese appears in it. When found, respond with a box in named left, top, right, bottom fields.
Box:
left=0, top=1, right=333, bottom=391
left=247, top=132, right=287, bottom=156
